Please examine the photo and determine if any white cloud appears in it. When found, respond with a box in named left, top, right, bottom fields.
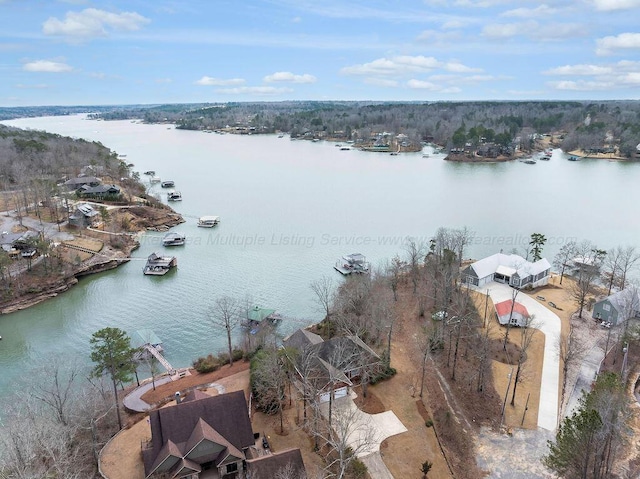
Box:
left=15, top=83, right=49, bottom=89
left=341, top=55, right=444, bottom=76
left=482, top=23, right=522, bottom=38
left=593, top=0, right=640, bottom=10
left=216, top=86, right=293, bottom=95
left=596, top=32, right=640, bottom=55
left=263, top=71, right=316, bottom=83
left=363, top=78, right=399, bottom=87
left=23, top=60, right=73, bottom=73
left=195, top=76, right=245, bottom=86
left=547, top=80, right=614, bottom=91
left=544, top=60, right=640, bottom=91
left=483, top=21, right=583, bottom=41
left=291, top=16, right=301, bottom=23
left=501, top=4, right=557, bottom=18
left=407, top=79, right=439, bottom=90
left=544, top=64, right=613, bottom=76
left=445, top=62, right=481, bottom=73
left=42, top=8, right=150, bottom=41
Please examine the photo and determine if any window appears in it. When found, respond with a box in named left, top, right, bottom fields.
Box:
left=226, top=462, right=238, bottom=473
left=603, top=303, right=611, bottom=312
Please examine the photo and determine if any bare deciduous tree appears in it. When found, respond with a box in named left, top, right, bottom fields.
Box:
left=310, top=275, right=335, bottom=323
left=558, top=322, right=586, bottom=417
left=404, top=237, right=427, bottom=294
left=569, top=242, right=606, bottom=318
left=510, top=315, right=538, bottom=406
left=209, top=295, right=241, bottom=366
left=313, top=402, right=378, bottom=479
left=553, top=241, right=577, bottom=285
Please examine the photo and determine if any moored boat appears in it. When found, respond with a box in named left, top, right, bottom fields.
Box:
left=161, top=180, right=175, bottom=188
left=167, top=191, right=182, bottom=201
left=162, top=232, right=185, bottom=246
left=150, top=176, right=161, bottom=183
left=197, top=215, right=220, bottom=227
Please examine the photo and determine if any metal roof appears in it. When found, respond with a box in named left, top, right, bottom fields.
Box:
left=247, top=306, right=276, bottom=322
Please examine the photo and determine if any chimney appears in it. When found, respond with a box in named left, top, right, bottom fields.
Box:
left=175, top=392, right=181, bottom=404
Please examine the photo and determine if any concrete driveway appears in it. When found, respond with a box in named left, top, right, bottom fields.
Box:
left=477, top=281, right=561, bottom=431
left=320, top=393, right=407, bottom=478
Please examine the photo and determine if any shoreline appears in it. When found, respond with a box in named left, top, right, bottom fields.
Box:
left=0, top=207, right=183, bottom=315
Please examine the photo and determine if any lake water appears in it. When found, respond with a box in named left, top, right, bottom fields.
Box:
left=1, top=115, right=639, bottom=397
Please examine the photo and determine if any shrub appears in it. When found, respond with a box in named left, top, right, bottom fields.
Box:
left=232, top=348, right=244, bottom=362
left=425, top=419, right=433, bottom=427
left=192, top=354, right=220, bottom=373
left=348, top=457, right=368, bottom=478
left=370, top=364, right=397, bottom=385
left=421, top=460, right=433, bottom=477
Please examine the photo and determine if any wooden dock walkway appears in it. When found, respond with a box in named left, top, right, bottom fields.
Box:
left=141, top=343, right=175, bottom=374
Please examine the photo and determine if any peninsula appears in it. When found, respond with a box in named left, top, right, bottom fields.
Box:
left=0, top=124, right=184, bottom=314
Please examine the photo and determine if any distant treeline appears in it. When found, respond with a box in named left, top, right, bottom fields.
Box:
left=3, top=100, right=640, bottom=158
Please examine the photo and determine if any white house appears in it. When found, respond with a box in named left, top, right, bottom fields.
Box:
left=461, top=253, right=551, bottom=289
left=495, top=299, right=531, bottom=326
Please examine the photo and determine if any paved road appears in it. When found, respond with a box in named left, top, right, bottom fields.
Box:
left=122, top=375, right=174, bottom=412
left=320, top=393, right=407, bottom=478
left=472, top=281, right=561, bottom=431
left=476, top=426, right=556, bottom=479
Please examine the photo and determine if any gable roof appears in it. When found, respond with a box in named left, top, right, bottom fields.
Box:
left=144, top=390, right=254, bottom=476
left=78, top=184, right=120, bottom=195
left=470, top=253, right=550, bottom=279
left=245, top=448, right=306, bottom=479
left=64, top=176, right=99, bottom=186
left=184, top=418, right=244, bottom=464
left=283, top=328, right=324, bottom=351
left=247, top=306, right=276, bottom=322
left=314, top=336, right=380, bottom=371
left=495, top=300, right=530, bottom=326
left=597, top=287, right=640, bottom=313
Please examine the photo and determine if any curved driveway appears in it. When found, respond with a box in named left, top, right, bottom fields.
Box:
left=476, top=281, right=560, bottom=431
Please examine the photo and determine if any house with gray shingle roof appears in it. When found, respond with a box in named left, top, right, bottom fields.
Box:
left=461, top=253, right=551, bottom=289
left=592, top=287, right=640, bottom=325
left=76, top=184, right=121, bottom=199
left=142, top=390, right=254, bottom=478
left=63, top=176, right=100, bottom=190
left=283, top=329, right=382, bottom=402
left=245, top=448, right=306, bottom=479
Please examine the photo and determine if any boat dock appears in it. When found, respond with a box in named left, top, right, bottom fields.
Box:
left=334, top=253, right=371, bottom=275
left=143, top=253, right=177, bottom=275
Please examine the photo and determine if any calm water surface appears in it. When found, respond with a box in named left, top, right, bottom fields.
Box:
left=1, top=115, right=639, bottom=396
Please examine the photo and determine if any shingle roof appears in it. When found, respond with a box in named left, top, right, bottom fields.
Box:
left=64, top=176, right=99, bottom=186
left=470, top=253, right=550, bottom=279
left=599, top=288, right=640, bottom=314
left=245, top=448, right=306, bottom=479
left=144, top=391, right=254, bottom=476
left=283, top=328, right=324, bottom=351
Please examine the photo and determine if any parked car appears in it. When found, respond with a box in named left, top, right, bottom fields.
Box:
left=432, top=310, right=448, bottom=321
left=21, top=248, right=36, bottom=258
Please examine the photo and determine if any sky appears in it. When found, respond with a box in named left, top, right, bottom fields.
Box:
left=1, top=0, right=640, bottom=106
